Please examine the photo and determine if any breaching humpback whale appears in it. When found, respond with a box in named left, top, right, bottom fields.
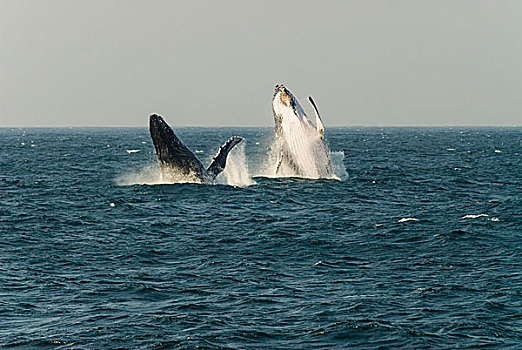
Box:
left=271, top=85, right=334, bottom=178
left=149, top=114, right=242, bottom=183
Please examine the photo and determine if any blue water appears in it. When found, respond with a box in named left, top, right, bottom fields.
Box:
left=1, top=127, right=520, bottom=349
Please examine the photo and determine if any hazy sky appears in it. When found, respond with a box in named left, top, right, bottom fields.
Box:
left=1, top=0, right=521, bottom=127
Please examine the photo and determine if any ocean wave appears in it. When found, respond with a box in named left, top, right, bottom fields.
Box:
left=462, top=214, right=489, bottom=219
left=398, top=217, right=420, bottom=223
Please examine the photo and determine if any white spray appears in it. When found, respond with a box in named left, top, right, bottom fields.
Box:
left=117, top=143, right=255, bottom=187
left=216, top=142, right=255, bottom=187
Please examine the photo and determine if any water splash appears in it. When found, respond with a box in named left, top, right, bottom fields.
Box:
left=259, top=135, right=347, bottom=180
left=116, top=143, right=255, bottom=187
left=330, top=150, right=348, bottom=180
left=115, top=164, right=171, bottom=186
left=216, top=142, right=255, bottom=187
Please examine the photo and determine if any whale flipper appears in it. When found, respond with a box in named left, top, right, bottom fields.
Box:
left=308, top=96, right=324, bottom=140
left=206, top=136, right=243, bottom=180
left=149, top=114, right=206, bottom=180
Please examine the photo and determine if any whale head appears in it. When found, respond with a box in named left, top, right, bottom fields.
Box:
left=273, top=85, right=307, bottom=134
left=272, top=84, right=321, bottom=138
left=149, top=114, right=171, bottom=142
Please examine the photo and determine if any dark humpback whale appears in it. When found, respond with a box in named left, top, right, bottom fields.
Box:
left=271, top=84, right=335, bottom=178
left=149, top=114, right=242, bottom=183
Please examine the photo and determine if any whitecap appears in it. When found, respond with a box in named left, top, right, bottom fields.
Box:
left=398, top=217, right=419, bottom=223
left=462, top=214, right=489, bottom=219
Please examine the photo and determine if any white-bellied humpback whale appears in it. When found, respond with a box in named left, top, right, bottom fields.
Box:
left=271, top=85, right=334, bottom=178
left=149, top=114, right=242, bottom=183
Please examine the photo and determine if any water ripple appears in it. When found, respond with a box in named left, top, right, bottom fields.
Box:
left=0, top=127, right=520, bottom=348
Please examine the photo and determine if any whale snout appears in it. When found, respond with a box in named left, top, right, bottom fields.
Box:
left=275, top=84, right=287, bottom=93
left=149, top=114, right=164, bottom=126
left=149, top=114, right=174, bottom=144
left=149, top=114, right=169, bottom=132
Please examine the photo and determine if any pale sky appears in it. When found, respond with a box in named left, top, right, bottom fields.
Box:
left=1, top=0, right=521, bottom=127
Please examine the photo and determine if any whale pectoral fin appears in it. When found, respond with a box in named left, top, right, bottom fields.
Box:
left=308, top=96, right=325, bottom=140
left=275, top=148, right=284, bottom=174
left=206, top=136, right=243, bottom=180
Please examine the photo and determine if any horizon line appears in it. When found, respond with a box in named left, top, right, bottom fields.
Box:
left=0, top=124, right=520, bottom=128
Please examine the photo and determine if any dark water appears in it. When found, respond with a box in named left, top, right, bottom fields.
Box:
left=1, top=127, right=520, bottom=349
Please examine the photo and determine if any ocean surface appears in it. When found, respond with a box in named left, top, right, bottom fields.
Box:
left=0, top=126, right=520, bottom=349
